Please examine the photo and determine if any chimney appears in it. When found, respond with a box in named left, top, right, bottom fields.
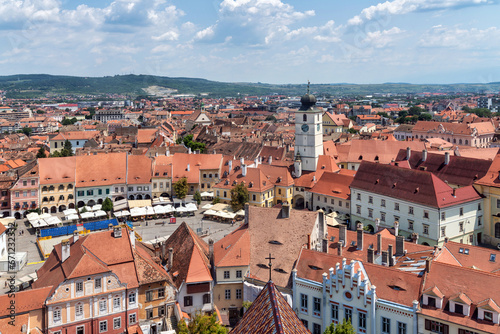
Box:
left=452, top=188, right=456, bottom=197
left=61, top=239, right=71, bottom=262
left=406, top=147, right=411, bottom=160
left=394, top=221, right=399, bottom=236
left=411, top=232, right=419, bottom=244
left=113, top=226, right=122, bottom=238
left=128, top=228, right=135, bottom=248
left=388, top=244, right=394, bottom=267
left=381, top=250, right=388, bottom=266
left=269, top=156, right=272, bottom=165
left=209, top=239, right=214, bottom=263
left=377, top=233, right=382, bottom=254
left=187, top=163, right=190, bottom=172
left=422, top=149, right=427, bottom=162
left=367, top=247, right=374, bottom=264
left=444, top=237, right=449, bottom=243
left=161, top=240, right=166, bottom=259
left=307, top=234, right=311, bottom=249
left=322, top=238, right=328, bottom=254
left=337, top=242, right=343, bottom=256
left=375, top=218, right=380, bottom=232
left=168, top=248, right=173, bottom=271
left=254, top=158, right=258, bottom=167
left=313, top=175, right=316, bottom=182
left=244, top=203, right=250, bottom=225
left=228, top=160, right=233, bottom=172
left=188, top=147, right=192, bottom=154
left=395, top=235, right=404, bottom=256
left=339, top=224, right=347, bottom=246
left=154, top=244, right=160, bottom=258
left=73, top=230, right=79, bottom=242
left=357, top=226, right=364, bottom=251
left=425, top=257, right=432, bottom=273
left=281, top=202, right=291, bottom=218
left=444, top=151, right=450, bottom=165
left=240, top=157, right=244, bottom=166
left=242, top=163, right=247, bottom=177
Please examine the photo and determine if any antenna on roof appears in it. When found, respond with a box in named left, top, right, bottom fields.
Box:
left=266, top=253, right=275, bottom=282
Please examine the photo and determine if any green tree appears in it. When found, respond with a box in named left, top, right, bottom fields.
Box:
left=36, top=146, right=47, bottom=159
left=193, top=190, right=202, bottom=205
left=265, top=115, right=277, bottom=122
left=173, top=177, right=189, bottom=199
left=178, top=313, right=227, bottom=334
left=324, top=319, right=356, bottom=334
left=21, top=126, right=32, bottom=136
left=418, top=113, right=432, bottom=121
left=62, top=117, right=78, bottom=126
left=230, top=182, right=249, bottom=212
left=212, top=196, right=221, bottom=205
left=408, top=106, right=425, bottom=116
left=102, top=197, right=113, bottom=212
left=60, top=140, right=74, bottom=157
left=376, top=112, right=389, bottom=118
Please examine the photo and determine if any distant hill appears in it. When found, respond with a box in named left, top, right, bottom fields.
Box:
left=1, top=74, right=500, bottom=99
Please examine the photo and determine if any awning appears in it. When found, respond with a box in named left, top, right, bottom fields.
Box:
left=128, top=199, right=152, bottom=208
left=91, top=204, right=102, bottom=211
left=94, top=210, right=107, bottom=217
left=63, top=209, right=78, bottom=216
left=66, top=214, right=80, bottom=221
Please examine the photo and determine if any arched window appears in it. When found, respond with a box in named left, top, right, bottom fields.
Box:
left=59, top=195, right=64, bottom=201
left=465, top=140, right=468, bottom=145
left=49, top=185, right=54, bottom=191
left=303, top=114, right=307, bottom=122
left=42, top=186, right=48, bottom=192
left=58, top=185, right=64, bottom=191
left=459, top=139, right=462, bottom=145
left=495, top=223, right=500, bottom=239
left=68, top=194, right=74, bottom=199
left=49, top=196, right=55, bottom=201
left=68, top=184, right=73, bottom=190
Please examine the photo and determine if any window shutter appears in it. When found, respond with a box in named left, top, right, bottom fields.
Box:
left=425, top=319, right=431, bottom=330
left=443, top=324, right=449, bottom=334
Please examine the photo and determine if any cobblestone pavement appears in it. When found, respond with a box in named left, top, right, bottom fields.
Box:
left=0, top=202, right=240, bottom=294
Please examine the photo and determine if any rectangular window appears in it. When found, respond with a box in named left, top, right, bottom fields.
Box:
left=459, top=221, right=464, bottom=232
left=98, top=189, right=102, bottom=195
left=356, top=205, right=361, bottom=215
left=113, top=297, right=120, bottom=309
left=368, top=196, right=373, bottom=204
left=53, top=309, right=61, bottom=322
left=425, top=319, right=449, bottom=334
left=455, top=303, right=464, bottom=315
left=78, top=191, right=84, bottom=196
left=236, top=289, right=242, bottom=299
left=356, top=193, right=361, bottom=201
left=460, top=207, right=464, bottom=216
left=397, top=322, right=407, bottom=334
left=158, top=305, right=166, bottom=317
left=313, top=323, right=321, bottom=334
left=424, top=210, right=429, bottom=219
left=31, top=180, right=36, bottom=186
left=382, top=317, right=391, bottom=334
left=86, top=190, right=93, bottom=196
left=484, top=311, right=493, bottom=321
left=359, top=312, right=367, bottom=329
left=368, top=208, right=373, bottom=218
left=381, top=199, right=386, bottom=207
left=408, top=220, right=414, bottom=230
left=95, top=278, right=101, bottom=289
left=441, top=212, right=446, bottom=221
left=113, top=317, right=121, bottom=329
left=478, top=203, right=482, bottom=211
left=146, top=309, right=153, bottom=319
left=99, top=321, right=107, bottom=333
left=158, top=288, right=165, bottom=299
left=441, top=226, right=446, bottom=237
left=144, top=186, right=149, bottom=191
left=128, top=187, right=133, bottom=192
left=423, top=224, right=429, bottom=235
left=394, top=203, right=399, bottom=211
left=301, top=319, right=308, bottom=329
left=23, top=180, right=27, bottom=186
left=15, top=191, right=19, bottom=198
left=224, top=271, right=230, bottom=279
left=129, top=292, right=136, bottom=304
left=76, top=281, right=83, bottom=292
left=23, top=191, right=27, bottom=197
left=31, top=190, right=36, bottom=197
left=478, top=216, right=482, bottom=226
left=225, top=289, right=231, bottom=300
left=99, top=300, right=107, bottom=313
left=146, top=291, right=153, bottom=302
left=115, top=187, right=119, bottom=192
left=76, top=304, right=83, bottom=316
left=339, top=201, right=342, bottom=207
left=129, top=313, right=136, bottom=325
left=184, top=296, right=193, bottom=307
left=236, top=270, right=242, bottom=278
left=381, top=212, right=386, bottom=222
left=313, top=297, right=321, bottom=314
left=300, top=294, right=308, bottom=312
left=331, top=304, right=338, bottom=320
left=344, top=308, right=352, bottom=323
left=203, top=293, right=211, bottom=304
left=409, top=206, right=414, bottom=215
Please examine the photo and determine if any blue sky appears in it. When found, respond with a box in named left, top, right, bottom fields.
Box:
left=0, top=0, right=499, bottom=84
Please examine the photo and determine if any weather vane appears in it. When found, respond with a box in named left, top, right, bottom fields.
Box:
left=266, top=253, right=275, bottom=281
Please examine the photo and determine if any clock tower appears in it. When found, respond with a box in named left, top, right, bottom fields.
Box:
left=294, top=84, right=323, bottom=177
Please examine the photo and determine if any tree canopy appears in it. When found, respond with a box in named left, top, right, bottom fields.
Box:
left=193, top=190, right=202, bottom=205
left=102, top=197, right=113, bottom=212
left=177, top=313, right=227, bottom=334
left=230, top=182, right=249, bottom=212
left=173, top=177, right=189, bottom=199
left=62, top=117, right=78, bottom=126
left=324, top=319, right=356, bottom=334
left=50, top=140, right=73, bottom=157
left=36, top=146, right=47, bottom=159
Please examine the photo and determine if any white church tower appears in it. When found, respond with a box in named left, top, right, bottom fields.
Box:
left=294, top=83, right=323, bottom=177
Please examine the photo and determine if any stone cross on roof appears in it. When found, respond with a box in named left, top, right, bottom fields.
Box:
left=266, top=253, right=275, bottom=281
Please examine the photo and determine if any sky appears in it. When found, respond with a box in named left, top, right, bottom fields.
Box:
left=0, top=0, right=499, bottom=84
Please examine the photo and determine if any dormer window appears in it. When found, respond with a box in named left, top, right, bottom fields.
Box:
left=484, top=311, right=493, bottom=322
left=477, top=299, right=500, bottom=323
left=454, top=303, right=464, bottom=315
left=427, top=296, right=436, bottom=307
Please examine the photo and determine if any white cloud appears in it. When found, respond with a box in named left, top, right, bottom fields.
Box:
left=363, top=27, right=404, bottom=48
left=152, top=31, right=180, bottom=41
left=348, top=0, right=490, bottom=26
left=419, top=25, right=500, bottom=49
left=195, top=26, right=215, bottom=40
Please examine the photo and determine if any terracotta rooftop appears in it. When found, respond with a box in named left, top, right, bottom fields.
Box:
left=230, top=281, right=309, bottom=334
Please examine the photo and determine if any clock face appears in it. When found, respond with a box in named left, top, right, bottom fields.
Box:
left=301, top=124, right=309, bottom=132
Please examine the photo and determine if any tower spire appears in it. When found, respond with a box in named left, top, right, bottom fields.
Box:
left=307, top=80, right=310, bottom=94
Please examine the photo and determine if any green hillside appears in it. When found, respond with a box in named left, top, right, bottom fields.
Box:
left=1, top=74, right=499, bottom=99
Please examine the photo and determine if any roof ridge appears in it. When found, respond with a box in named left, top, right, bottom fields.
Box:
left=268, top=282, right=284, bottom=334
